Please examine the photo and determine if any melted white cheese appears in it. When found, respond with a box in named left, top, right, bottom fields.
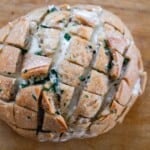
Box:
left=53, top=32, right=70, bottom=68
left=132, top=79, right=141, bottom=96
left=92, top=26, right=106, bottom=44
left=29, top=36, right=41, bottom=54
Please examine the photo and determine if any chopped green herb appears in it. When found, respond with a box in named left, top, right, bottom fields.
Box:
left=49, top=69, right=60, bottom=94
left=40, top=24, right=49, bottom=28
left=93, top=50, right=96, bottom=54
left=43, top=87, right=49, bottom=91
left=34, top=51, right=42, bottom=56
left=20, top=81, right=29, bottom=88
left=87, top=75, right=91, bottom=79
left=61, top=89, right=64, bottom=94
left=87, top=45, right=93, bottom=49
left=107, top=61, right=113, bottom=70
left=0, top=88, right=2, bottom=92
left=64, top=33, right=71, bottom=41
left=64, top=102, right=66, bottom=106
left=48, top=5, right=57, bottom=13
left=104, top=40, right=111, bottom=56
left=23, top=69, right=28, bottom=73
left=56, top=110, right=60, bottom=115
left=84, top=95, right=89, bottom=98
left=79, top=75, right=85, bottom=81
left=32, top=94, right=37, bottom=101
left=123, top=58, right=129, bottom=66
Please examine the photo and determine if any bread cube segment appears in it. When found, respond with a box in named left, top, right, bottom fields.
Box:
left=123, top=59, right=139, bottom=88
left=14, top=104, right=37, bottom=129
left=21, top=54, right=52, bottom=79
left=115, top=80, right=131, bottom=106
left=25, top=7, right=48, bottom=23
left=101, top=10, right=124, bottom=33
left=38, top=28, right=61, bottom=55
left=58, top=60, right=84, bottom=87
left=125, top=44, right=143, bottom=71
left=16, top=85, right=42, bottom=111
left=68, top=24, right=93, bottom=40
left=91, top=100, right=124, bottom=135
left=72, top=9, right=100, bottom=27
left=90, top=114, right=116, bottom=136
left=76, top=91, right=102, bottom=118
left=0, top=101, right=15, bottom=125
left=0, top=75, right=17, bottom=101
left=110, top=50, right=124, bottom=79
left=66, top=36, right=93, bottom=67
left=93, top=46, right=109, bottom=73
left=6, top=18, right=30, bottom=48
left=11, top=126, right=37, bottom=140
left=106, top=29, right=129, bottom=54
left=42, top=11, right=70, bottom=29
left=42, top=90, right=56, bottom=114
left=0, top=24, right=11, bottom=42
left=0, top=45, right=21, bottom=74
left=42, top=113, right=68, bottom=133
left=59, top=83, right=74, bottom=113
left=42, top=82, right=74, bottom=114
left=85, top=70, right=109, bottom=96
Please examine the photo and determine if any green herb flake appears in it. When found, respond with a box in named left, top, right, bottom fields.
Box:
left=84, top=95, right=89, bottom=98
left=0, top=88, right=2, bottom=92
left=32, top=94, right=37, bottom=101
left=20, top=81, right=29, bottom=88
left=40, top=24, right=49, bottom=28
left=107, top=61, right=113, bottom=70
left=123, top=58, right=130, bottom=66
left=64, top=33, right=71, bottom=41
left=79, top=75, right=85, bottom=81
left=48, top=6, right=57, bottom=13
left=34, top=51, right=42, bottom=56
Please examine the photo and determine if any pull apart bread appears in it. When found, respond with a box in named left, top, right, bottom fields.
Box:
left=0, top=4, right=147, bottom=142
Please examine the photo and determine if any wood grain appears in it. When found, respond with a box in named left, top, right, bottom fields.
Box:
left=0, top=0, right=149, bottom=150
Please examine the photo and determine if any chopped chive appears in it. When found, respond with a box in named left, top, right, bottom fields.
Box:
left=61, top=89, right=64, bottom=94
left=64, top=33, right=71, bottom=41
left=48, top=5, right=58, bottom=13
left=34, top=51, right=42, bottom=56
left=32, top=94, right=37, bottom=101
left=23, top=69, right=28, bottom=73
left=107, top=61, right=113, bottom=70
left=123, top=58, right=130, bottom=66
left=79, top=75, right=85, bottom=81
left=56, top=110, right=60, bottom=115
left=40, top=24, right=49, bottom=28
left=87, top=45, right=93, bottom=49
left=20, top=81, right=29, bottom=88
left=84, top=95, right=89, bottom=98
left=64, top=102, right=66, bottom=106
left=43, top=86, right=50, bottom=91
left=87, top=75, right=91, bottom=79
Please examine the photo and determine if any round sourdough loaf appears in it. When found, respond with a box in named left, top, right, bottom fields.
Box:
left=0, top=4, right=147, bottom=142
